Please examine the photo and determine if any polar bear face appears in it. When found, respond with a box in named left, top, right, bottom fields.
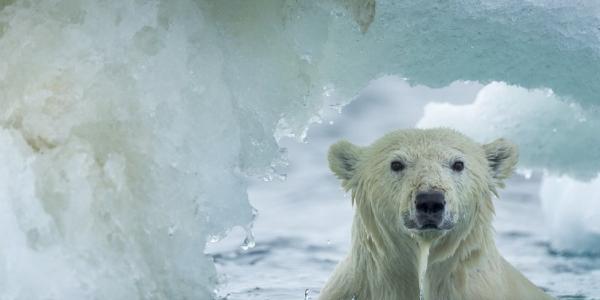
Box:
left=328, top=128, right=517, bottom=240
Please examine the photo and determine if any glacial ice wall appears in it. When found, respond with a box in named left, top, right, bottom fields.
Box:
left=1, top=0, right=600, bottom=298
left=0, top=1, right=345, bottom=298
left=0, top=1, right=252, bottom=298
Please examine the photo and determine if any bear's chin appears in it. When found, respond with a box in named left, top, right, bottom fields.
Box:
left=422, top=230, right=445, bottom=240
left=402, top=218, right=454, bottom=240
left=402, top=214, right=453, bottom=230
left=410, top=227, right=450, bottom=241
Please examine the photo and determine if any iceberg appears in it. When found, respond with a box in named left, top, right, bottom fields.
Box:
left=0, top=1, right=335, bottom=298
left=540, top=174, right=600, bottom=255
left=0, top=0, right=599, bottom=298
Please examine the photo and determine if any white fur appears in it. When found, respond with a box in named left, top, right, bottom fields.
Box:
left=320, top=128, right=552, bottom=300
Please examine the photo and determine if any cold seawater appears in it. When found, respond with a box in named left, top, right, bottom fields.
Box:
left=208, top=84, right=600, bottom=300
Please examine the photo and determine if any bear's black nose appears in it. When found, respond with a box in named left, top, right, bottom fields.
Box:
left=416, top=192, right=445, bottom=213
left=415, top=191, right=445, bottom=228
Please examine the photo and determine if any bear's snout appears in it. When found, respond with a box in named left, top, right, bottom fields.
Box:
left=415, top=191, right=445, bottom=229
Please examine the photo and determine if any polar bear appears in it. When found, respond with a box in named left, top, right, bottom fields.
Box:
left=319, top=128, right=552, bottom=300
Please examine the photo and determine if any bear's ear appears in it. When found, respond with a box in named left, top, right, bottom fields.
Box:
left=328, top=140, right=363, bottom=186
left=482, top=138, right=518, bottom=186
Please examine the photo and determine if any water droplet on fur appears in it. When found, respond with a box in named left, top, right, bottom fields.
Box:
left=304, top=289, right=310, bottom=300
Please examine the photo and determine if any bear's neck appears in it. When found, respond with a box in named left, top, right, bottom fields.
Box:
left=349, top=196, right=497, bottom=300
left=422, top=209, right=498, bottom=300
left=350, top=208, right=497, bottom=300
left=350, top=216, right=422, bottom=300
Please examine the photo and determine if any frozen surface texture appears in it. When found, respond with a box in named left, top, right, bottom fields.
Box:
left=0, top=1, right=340, bottom=298
left=0, top=1, right=248, bottom=299
left=0, top=0, right=599, bottom=298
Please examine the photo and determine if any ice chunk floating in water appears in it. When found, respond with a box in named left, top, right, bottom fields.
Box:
left=540, top=175, right=600, bottom=255
left=1, top=0, right=600, bottom=298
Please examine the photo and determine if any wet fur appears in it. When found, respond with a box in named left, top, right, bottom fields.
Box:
left=320, top=128, right=552, bottom=300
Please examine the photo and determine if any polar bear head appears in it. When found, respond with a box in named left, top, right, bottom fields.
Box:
left=328, top=128, right=517, bottom=242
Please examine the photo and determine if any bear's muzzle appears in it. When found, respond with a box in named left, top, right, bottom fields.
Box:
left=415, top=191, right=446, bottom=229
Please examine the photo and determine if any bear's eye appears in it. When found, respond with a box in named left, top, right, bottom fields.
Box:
left=390, top=161, right=405, bottom=172
left=451, top=160, right=465, bottom=172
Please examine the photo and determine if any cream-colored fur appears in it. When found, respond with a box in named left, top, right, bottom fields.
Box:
left=320, top=128, right=553, bottom=300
